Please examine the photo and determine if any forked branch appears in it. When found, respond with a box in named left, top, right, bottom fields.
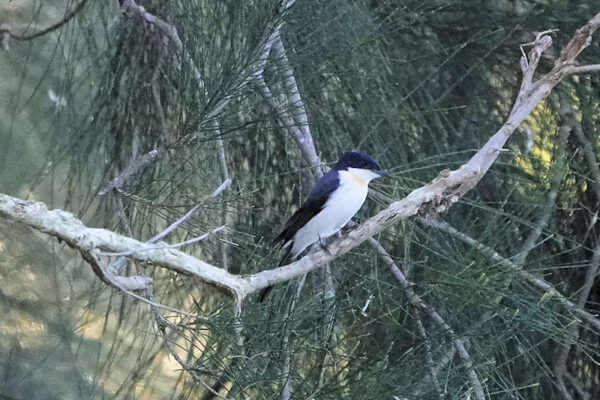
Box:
left=1, top=12, right=600, bottom=327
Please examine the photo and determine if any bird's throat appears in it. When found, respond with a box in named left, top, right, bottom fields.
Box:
left=347, top=171, right=368, bottom=186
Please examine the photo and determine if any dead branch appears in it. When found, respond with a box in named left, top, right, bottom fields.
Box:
left=214, top=121, right=231, bottom=271
left=1, top=12, right=599, bottom=332
left=0, top=0, right=89, bottom=43
left=0, top=192, right=249, bottom=296
left=107, top=179, right=231, bottom=274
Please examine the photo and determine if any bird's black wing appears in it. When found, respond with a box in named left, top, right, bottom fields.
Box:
left=260, top=170, right=340, bottom=302
left=273, top=169, right=340, bottom=246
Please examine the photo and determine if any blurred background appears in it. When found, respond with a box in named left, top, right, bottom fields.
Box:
left=0, top=0, right=599, bottom=399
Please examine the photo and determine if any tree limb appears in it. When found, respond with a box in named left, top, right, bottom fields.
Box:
left=107, top=178, right=231, bottom=274
left=566, top=64, right=600, bottom=74
left=0, top=192, right=249, bottom=297
left=1, top=11, right=600, bottom=316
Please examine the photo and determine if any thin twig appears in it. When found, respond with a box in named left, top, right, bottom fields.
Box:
left=2, top=11, right=600, bottom=309
left=84, top=248, right=205, bottom=319
left=425, top=218, right=600, bottom=332
left=153, top=179, right=231, bottom=243
left=100, top=226, right=225, bottom=256
left=102, top=0, right=295, bottom=192
left=98, top=149, right=162, bottom=195
left=280, top=274, right=307, bottom=400
left=0, top=0, right=89, bottom=42
left=414, top=306, right=444, bottom=398
left=368, top=238, right=487, bottom=400
left=552, top=93, right=600, bottom=400
left=214, top=120, right=231, bottom=271
left=151, top=41, right=169, bottom=137
left=270, top=31, right=320, bottom=175
left=412, top=344, right=459, bottom=397
left=108, top=179, right=231, bottom=274
left=255, top=31, right=322, bottom=180
left=553, top=243, right=599, bottom=400
left=149, top=289, right=234, bottom=400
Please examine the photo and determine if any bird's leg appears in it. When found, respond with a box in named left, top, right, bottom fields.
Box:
left=318, top=236, right=331, bottom=255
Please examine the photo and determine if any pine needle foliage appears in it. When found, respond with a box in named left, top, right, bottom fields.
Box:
left=0, top=0, right=599, bottom=399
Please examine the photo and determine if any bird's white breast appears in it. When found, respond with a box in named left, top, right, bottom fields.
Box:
left=291, top=170, right=370, bottom=257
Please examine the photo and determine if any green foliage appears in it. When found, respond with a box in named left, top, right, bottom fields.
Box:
left=1, top=0, right=599, bottom=399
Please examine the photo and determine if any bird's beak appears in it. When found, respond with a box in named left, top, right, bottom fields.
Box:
left=374, top=170, right=387, bottom=177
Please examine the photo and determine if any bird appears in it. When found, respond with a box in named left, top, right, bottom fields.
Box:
left=259, top=150, right=386, bottom=301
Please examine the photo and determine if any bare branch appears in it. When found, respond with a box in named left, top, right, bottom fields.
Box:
left=256, top=31, right=322, bottom=179
left=566, top=63, right=600, bottom=74
left=214, top=120, right=231, bottom=271
left=0, top=193, right=249, bottom=297
left=100, top=226, right=225, bottom=256
left=98, top=149, right=163, bottom=195
left=413, top=311, right=443, bottom=398
left=370, top=237, right=445, bottom=396
left=80, top=245, right=204, bottom=318
left=560, top=13, right=600, bottom=62
left=412, top=343, right=459, bottom=397
left=148, top=179, right=232, bottom=243
left=108, top=178, right=231, bottom=274
left=564, top=371, right=591, bottom=400
left=2, top=12, right=600, bottom=314
left=368, top=238, right=486, bottom=400
left=270, top=32, right=321, bottom=175
left=280, top=273, right=307, bottom=400
left=120, top=0, right=205, bottom=92
left=0, top=0, right=88, bottom=42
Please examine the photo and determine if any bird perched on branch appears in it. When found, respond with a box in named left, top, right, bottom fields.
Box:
left=259, top=150, right=386, bottom=301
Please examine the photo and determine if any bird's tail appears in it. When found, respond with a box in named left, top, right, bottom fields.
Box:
left=257, top=243, right=294, bottom=302
left=277, top=243, right=294, bottom=266
left=257, top=285, right=272, bottom=302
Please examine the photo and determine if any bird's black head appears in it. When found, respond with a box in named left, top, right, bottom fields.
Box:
left=332, top=150, right=386, bottom=176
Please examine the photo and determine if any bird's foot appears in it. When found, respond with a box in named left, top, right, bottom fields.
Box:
left=319, top=238, right=331, bottom=255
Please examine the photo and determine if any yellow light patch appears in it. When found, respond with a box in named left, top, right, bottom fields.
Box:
left=347, top=171, right=368, bottom=186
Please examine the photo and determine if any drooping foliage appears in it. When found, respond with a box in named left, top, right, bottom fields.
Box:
left=0, top=0, right=599, bottom=399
